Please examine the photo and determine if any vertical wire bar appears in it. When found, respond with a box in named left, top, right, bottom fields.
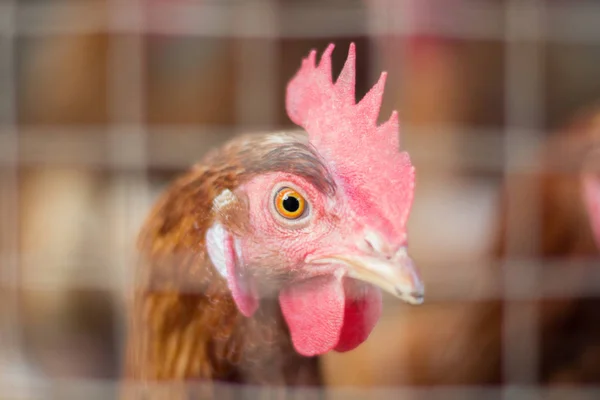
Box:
left=0, top=2, right=43, bottom=398
left=502, top=0, right=545, bottom=397
left=231, top=0, right=280, bottom=386
left=233, top=0, right=279, bottom=130
left=367, top=0, right=407, bottom=118
left=365, top=0, right=386, bottom=87
left=0, top=0, right=19, bottom=364
left=106, top=0, right=149, bottom=372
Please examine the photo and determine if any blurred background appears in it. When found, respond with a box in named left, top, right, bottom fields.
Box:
left=3, top=0, right=600, bottom=398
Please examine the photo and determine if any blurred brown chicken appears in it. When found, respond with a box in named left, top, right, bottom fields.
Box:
left=532, top=108, right=600, bottom=384
left=440, top=106, right=600, bottom=387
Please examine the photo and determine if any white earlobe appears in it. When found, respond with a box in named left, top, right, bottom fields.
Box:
left=206, top=188, right=241, bottom=279
left=205, top=189, right=258, bottom=316
left=205, top=220, right=257, bottom=316
left=206, top=222, right=229, bottom=279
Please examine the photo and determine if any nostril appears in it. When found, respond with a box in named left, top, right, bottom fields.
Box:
left=381, top=248, right=392, bottom=260
left=364, top=231, right=396, bottom=259
left=364, top=230, right=385, bottom=253
left=364, top=237, right=376, bottom=252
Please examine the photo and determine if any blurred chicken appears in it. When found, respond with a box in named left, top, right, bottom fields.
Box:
left=124, top=43, right=423, bottom=398
left=537, top=108, right=600, bottom=383
left=448, top=107, right=600, bottom=387
left=579, top=111, right=600, bottom=247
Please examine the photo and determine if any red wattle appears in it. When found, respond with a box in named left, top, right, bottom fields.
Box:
left=279, top=274, right=383, bottom=357
left=334, top=279, right=382, bottom=352
left=279, top=275, right=345, bottom=357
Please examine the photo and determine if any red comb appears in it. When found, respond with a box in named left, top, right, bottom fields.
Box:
left=286, top=43, right=415, bottom=234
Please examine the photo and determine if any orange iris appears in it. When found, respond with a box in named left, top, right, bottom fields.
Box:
left=275, top=188, right=306, bottom=219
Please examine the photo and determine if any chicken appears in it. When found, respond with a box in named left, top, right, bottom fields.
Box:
left=440, top=108, right=600, bottom=388
left=123, top=43, right=423, bottom=397
left=507, top=109, right=600, bottom=384
left=580, top=113, right=600, bottom=248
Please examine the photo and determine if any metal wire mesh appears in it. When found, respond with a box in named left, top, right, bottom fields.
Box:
left=2, top=0, right=600, bottom=398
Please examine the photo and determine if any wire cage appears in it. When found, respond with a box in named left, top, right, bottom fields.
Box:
left=3, top=0, right=600, bottom=398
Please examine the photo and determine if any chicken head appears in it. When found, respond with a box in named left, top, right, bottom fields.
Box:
left=205, top=43, right=423, bottom=357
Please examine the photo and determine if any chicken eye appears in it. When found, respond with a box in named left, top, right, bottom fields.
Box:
left=274, top=188, right=306, bottom=219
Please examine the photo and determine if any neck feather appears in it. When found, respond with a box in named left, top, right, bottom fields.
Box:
left=124, top=133, right=324, bottom=388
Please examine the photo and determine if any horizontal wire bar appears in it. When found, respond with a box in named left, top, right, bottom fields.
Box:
left=0, top=125, right=546, bottom=173
left=0, top=1, right=598, bottom=42
left=3, top=251, right=600, bottom=302
left=5, top=124, right=597, bottom=175
left=1, top=377, right=600, bottom=400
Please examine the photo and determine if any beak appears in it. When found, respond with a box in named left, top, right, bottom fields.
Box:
left=309, top=247, right=424, bottom=305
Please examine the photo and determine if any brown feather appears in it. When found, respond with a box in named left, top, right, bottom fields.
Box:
left=460, top=108, right=600, bottom=386
left=123, top=132, right=332, bottom=399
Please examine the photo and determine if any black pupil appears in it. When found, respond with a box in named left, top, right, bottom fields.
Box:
left=282, top=195, right=300, bottom=213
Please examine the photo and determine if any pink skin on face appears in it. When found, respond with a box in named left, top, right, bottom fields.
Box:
left=214, top=43, right=421, bottom=357
left=228, top=171, right=397, bottom=356
left=239, top=172, right=337, bottom=273
left=238, top=171, right=406, bottom=279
